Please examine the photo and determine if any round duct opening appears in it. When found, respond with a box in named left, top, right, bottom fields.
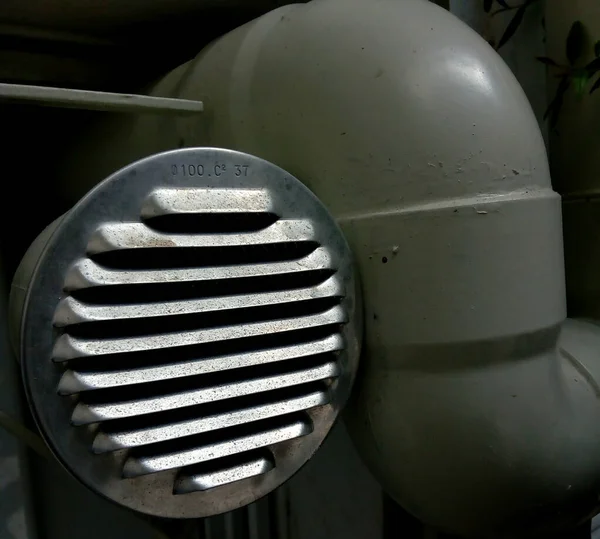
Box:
left=12, top=147, right=361, bottom=518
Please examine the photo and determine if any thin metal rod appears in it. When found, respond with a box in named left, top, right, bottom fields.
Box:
left=0, top=410, right=51, bottom=460
left=0, top=83, right=204, bottom=115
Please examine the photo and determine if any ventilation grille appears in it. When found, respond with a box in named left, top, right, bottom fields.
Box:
left=51, top=187, right=347, bottom=493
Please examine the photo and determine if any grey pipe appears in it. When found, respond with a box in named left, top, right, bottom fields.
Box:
left=26, top=0, right=600, bottom=535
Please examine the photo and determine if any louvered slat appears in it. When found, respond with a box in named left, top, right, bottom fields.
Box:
left=87, top=220, right=315, bottom=254
left=58, top=334, right=343, bottom=394
left=93, top=389, right=329, bottom=452
left=141, top=188, right=273, bottom=217
left=174, top=456, right=274, bottom=494
left=123, top=419, right=312, bottom=478
left=63, top=248, right=334, bottom=291
left=53, top=276, right=343, bottom=326
left=53, top=306, right=346, bottom=360
left=71, top=361, right=338, bottom=425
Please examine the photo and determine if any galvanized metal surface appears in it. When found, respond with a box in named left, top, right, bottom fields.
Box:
left=175, top=455, right=274, bottom=494
left=62, top=249, right=335, bottom=288
left=70, top=362, right=339, bottom=424
left=15, top=147, right=360, bottom=518
left=92, top=390, right=329, bottom=452
left=58, top=336, right=343, bottom=394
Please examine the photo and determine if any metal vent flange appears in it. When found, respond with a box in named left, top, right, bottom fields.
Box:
left=16, top=148, right=360, bottom=518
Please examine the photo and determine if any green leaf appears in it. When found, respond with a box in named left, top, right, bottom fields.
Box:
left=574, top=72, right=590, bottom=98
left=595, top=40, right=600, bottom=57
left=590, top=77, right=600, bottom=94
left=497, top=3, right=527, bottom=49
left=585, top=57, right=600, bottom=77
left=496, top=0, right=510, bottom=7
left=484, top=0, right=493, bottom=13
left=536, top=56, right=559, bottom=67
left=566, top=21, right=586, bottom=65
left=544, top=76, right=570, bottom=128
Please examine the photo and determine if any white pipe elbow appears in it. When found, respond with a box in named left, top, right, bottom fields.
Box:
left=173, top=0, right=600, bottom=535
left=56, top=0, right=600, bottom=535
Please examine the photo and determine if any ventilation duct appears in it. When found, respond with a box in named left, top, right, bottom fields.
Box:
left=8, top=0, right=600, bottom=536
left=10, top=147, right=361, bottom=518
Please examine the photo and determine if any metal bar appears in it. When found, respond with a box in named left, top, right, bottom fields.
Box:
left=0, top=83, right=204, bottom=114
left=247, top=503, right=260, bottom=539
left=275, top=486, right=290, bottom=539
left=224, top=512, right=236, bottom=539
left=0, top=411, right=51, bottom=460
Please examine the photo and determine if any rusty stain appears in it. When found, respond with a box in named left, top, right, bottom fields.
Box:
left=142, top=238, right=178, bottom=248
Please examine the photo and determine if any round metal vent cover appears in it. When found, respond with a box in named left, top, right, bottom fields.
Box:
left=18, top=148, right=360, bottom=518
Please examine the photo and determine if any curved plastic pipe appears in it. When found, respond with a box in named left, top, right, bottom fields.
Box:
left=54, top=0, right=600, bottom=536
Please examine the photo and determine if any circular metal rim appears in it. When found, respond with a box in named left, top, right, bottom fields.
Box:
left=20, top=147, right=361, bottom=518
